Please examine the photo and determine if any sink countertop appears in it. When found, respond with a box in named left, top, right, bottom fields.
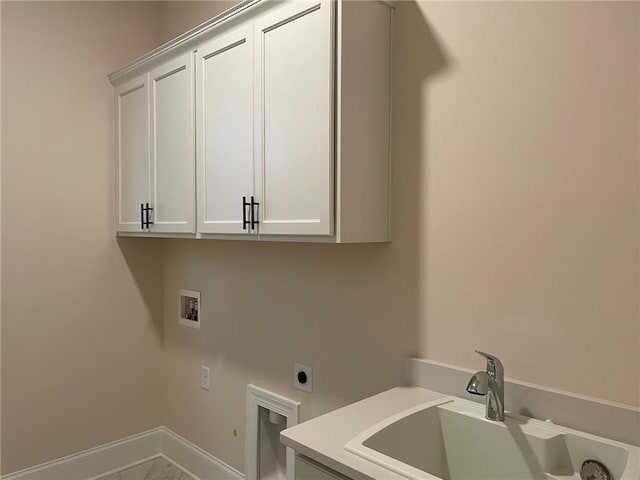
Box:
left=280, top=386, right=446, bottom=480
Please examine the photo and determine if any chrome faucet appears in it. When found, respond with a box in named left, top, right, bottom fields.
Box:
left=466, top=350, right=505, bottom=421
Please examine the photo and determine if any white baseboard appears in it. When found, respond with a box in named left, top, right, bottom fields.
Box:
left=162, top=428, right=243, bottom=480
left=1, top=427, right=243, bottom=480
left=0, top=428, right=164, bottom=480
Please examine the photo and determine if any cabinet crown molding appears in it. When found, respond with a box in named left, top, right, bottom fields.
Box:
left=108, top=0, right=262, bottom=85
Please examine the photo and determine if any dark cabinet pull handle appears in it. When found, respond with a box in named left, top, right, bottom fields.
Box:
left=140, top=203, right=154, bottom=230
left=250, top=196, right=259, bottom=229
left=145, top=203, right=153, bottom=228
left=242, top=196, right=250, bottom=230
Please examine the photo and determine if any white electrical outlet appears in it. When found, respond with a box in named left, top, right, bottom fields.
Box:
left=293, top=363, right=313, bottom=393
left=201, top=365, right=210, bottom=391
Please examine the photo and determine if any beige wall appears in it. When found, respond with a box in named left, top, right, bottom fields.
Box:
left=1, top=2, right=166, bottom=474
left=159, top=1, right=639, bottom=473
left=158, top=0, right=239, bottom=42
left=411, top=1, right=639, bottom=405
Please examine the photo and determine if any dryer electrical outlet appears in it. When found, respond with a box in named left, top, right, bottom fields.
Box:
left=293, top=363, right=312, bottom=393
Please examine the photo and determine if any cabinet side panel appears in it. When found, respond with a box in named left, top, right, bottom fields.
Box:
left=337, top=1, right=392, bottom=243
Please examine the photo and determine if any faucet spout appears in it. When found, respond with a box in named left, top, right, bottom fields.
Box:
left=466, top=352, right=505, bottom=421
left=466, top=371, right=488, bottom=395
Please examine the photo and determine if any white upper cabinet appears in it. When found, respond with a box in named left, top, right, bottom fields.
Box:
left=197, top=26, right=255, bottom=235
left=110, top=0, right=392, bottom=243
left=114, top=54, right=195, bottom=234
left=115, top=75, right=150, bottom=232
left=150, top=52, right=195, bottom=234
left=253, top=1, right=333, bottom=236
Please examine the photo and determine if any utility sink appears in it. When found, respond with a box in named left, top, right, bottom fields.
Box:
left=345, top=397, right=639, bottom=480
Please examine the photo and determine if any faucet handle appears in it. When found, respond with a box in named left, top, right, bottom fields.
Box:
left=475, top=350, right=504, bottom=378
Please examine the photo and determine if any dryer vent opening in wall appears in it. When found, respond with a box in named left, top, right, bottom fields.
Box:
left=258, top=406, right=287, bottom=480
left=179, top=289, right=200, bottom=329
left=246, top=385, right=300, bottom=480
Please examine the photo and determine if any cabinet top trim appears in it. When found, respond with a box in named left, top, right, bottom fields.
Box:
left=108, top=0, right=394, bottom=85
left=107, top=0, right=262, bottom=84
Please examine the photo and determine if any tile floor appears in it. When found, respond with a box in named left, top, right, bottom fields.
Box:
left=96, top=457, right=194, bottom=480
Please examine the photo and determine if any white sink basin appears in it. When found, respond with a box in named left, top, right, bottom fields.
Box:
left=345, top=397, right=639, bottom=480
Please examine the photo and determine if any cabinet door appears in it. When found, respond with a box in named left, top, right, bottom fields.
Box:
left=295, top=455, right=352, bottom=480
left=197, top=25, right=255, bottom=234
left=149, top=53, right=196, bottom=233
left=254, top=0, right=334, bottom=236
left=115, top=74, right=150, bottom=232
